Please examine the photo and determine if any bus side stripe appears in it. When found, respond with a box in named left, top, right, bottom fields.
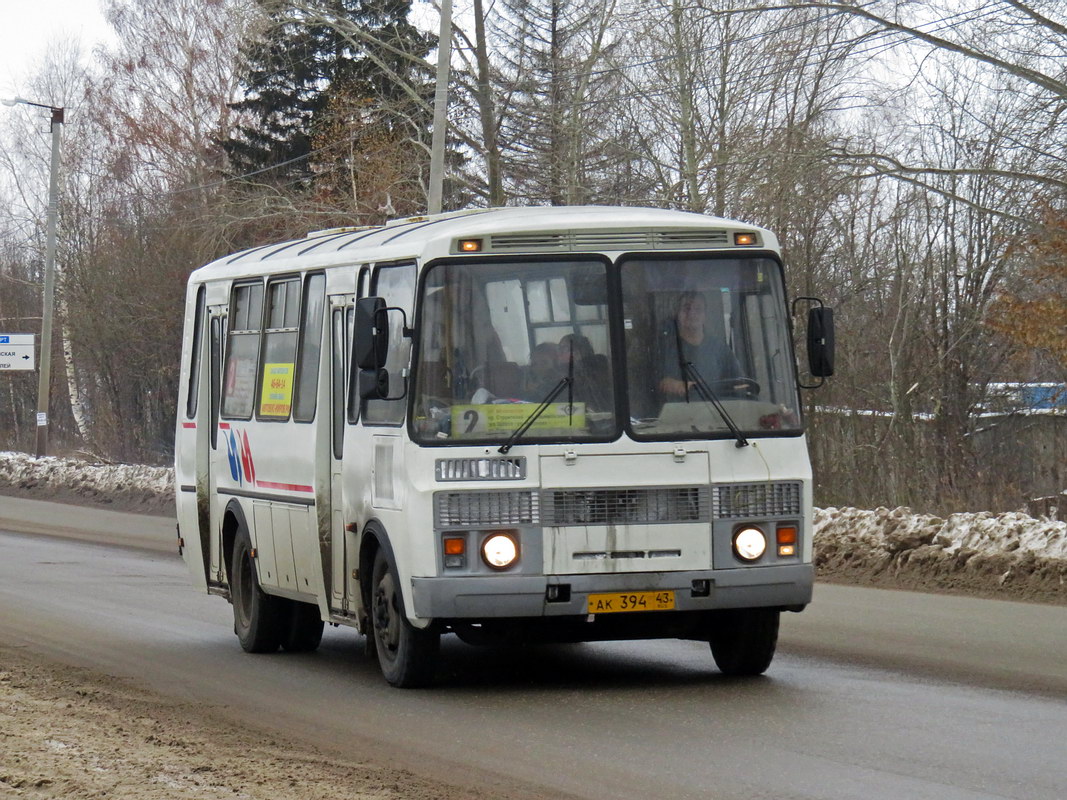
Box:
left=256, top=480, right=314, bottom=493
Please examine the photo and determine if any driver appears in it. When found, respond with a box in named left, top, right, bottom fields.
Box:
left=658, top=291, right=743, bottom=399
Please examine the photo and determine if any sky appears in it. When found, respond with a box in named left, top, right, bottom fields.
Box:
left=0, top=0, right=112, bottom=99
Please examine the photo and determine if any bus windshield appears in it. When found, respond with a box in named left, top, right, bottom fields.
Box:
left=621, top=255, right=801, bottom=438
left=412, top=258, right=616, bottom=443
left=411, top=254, right=801, bottom=444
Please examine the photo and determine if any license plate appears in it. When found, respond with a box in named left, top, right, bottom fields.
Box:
left=587, top=590, right=675, bottom=614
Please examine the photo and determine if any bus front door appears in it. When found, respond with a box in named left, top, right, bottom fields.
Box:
left=326, top=296, right=355, bottom=617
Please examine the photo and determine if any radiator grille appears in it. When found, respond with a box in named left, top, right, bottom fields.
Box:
left=434, top=490, right=539, bottom=527
left=712, top=482, right=801, bottom=519
left=541, top=486, right=710, bottom=526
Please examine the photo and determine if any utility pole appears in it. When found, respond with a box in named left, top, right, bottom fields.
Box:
left=427, top=0, right=453, bottom=214
left=2, top=98, right=64, bottom=457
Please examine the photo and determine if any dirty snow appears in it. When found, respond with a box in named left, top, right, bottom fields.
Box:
left=813, top=506, right=1067, bottom=562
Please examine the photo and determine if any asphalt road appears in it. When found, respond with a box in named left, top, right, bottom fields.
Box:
left=1, top=498, right=1065, bottom=800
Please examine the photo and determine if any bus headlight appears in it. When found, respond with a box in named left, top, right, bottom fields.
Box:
left=733, top=527, right=767, bottom=562
left=482, top=531, right=519, bottom=570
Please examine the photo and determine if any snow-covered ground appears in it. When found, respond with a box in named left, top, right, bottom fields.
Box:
left=1, top=450, right=1064, bottom=601
left=0, top=450, right=172, bottom=513
left=814, top=506, right=1067, bottom=562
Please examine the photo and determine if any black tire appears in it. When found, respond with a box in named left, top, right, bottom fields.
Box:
left=708, top=608, right=780, bottom=676
left=230, top=526, right=283, bottom=653
left=281, top=600, right=325, bottom=653
left=370, top=549, right=439, bottom=687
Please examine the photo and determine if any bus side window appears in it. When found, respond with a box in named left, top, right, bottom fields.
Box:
left=257, top=277, right=301, bottom=420
left=222, top=281, right=263, bottom=419
left=294, top=273, right=326, bottom=423
left=186, top=286, right=206, bottom=419
left=362, top=262, right=416, bottom=426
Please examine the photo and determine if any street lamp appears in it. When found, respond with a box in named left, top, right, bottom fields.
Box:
left=2, top=96, right=64, bottom=457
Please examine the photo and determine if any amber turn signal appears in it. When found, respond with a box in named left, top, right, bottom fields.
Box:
left=776, top=526, right=798, bottom=557
left=444, top=537, right=466, bottom=555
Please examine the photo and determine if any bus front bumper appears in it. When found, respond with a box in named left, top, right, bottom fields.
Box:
left=410, top=563, right=813, bottom=619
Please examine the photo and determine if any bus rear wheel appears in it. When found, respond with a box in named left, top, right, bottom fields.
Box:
left=231, top=526, right=283, bottom=653
left=708, top=608, right=780, bottom=676
left=370, top=549, right=439, bottom=687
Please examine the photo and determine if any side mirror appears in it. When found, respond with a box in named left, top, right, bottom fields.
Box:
left=355, top=296, right=387, bottom=370
left=807, top=306, right=835, bottom=378
left=359, top=367, right=390, bottom=400
left=792, top=297, right=835, bottom=388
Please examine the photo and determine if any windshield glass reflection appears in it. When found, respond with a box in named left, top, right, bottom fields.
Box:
left=412, top=259, right=616, bottom=443
left=621, top=256, right=801, bottom=438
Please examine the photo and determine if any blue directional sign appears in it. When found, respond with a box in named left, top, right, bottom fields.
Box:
left=0, top=334, right=34, bottom=371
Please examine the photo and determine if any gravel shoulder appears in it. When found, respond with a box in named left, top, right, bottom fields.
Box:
left=0, top=644, right=492, bottom=800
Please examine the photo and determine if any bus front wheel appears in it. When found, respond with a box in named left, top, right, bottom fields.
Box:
left=708, top=608, right=780, bottom=676
left=231, top=526, right=283, bottom=653
left=370, top=549, right=439, bottom=687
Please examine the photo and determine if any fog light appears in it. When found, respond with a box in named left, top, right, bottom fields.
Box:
left=733, top=527, right=767, bottom=562
left=482, top=531, right=519, bottom=569
left=778, top=545, right=796, bottom=557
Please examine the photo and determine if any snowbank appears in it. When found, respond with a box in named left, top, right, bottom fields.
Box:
left=0, top=451, right=173, bottom=514
left=814, top=506, right=1067, bottom=603
left=814, top=506, right=1067, bottom=562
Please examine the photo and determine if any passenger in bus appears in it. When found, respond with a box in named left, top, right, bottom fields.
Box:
left=558, top=333, right=611, bottom=411
left=658, top=291, right=742, bottom=399
left=523, top=341, right=559, bottom=399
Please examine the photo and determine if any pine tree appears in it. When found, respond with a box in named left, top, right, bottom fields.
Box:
left=224, top=0, right=435, bottom=218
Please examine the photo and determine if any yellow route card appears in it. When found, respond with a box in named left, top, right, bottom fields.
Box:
left=451, top=402, right=585, bottom=435
left=259, top=362, right=295, bottom=417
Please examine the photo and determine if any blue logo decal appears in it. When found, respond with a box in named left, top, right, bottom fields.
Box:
left=226, top=430, right=242, bottom=484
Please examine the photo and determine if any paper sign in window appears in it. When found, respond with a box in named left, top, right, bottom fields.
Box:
left=451, top=402, right=585, bottom=436
left=260, top=362, right=295, bottom=417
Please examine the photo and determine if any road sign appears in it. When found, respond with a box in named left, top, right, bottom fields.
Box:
left=0, top=334, right=35, bottom=371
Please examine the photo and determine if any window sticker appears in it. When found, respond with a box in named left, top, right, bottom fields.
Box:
left=260, top=362, right=295, bottom=417
left=450, top=402, right=585, bottom=436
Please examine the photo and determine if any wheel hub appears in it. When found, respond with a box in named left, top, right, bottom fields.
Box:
left=373, top=572, right=400, bottom=657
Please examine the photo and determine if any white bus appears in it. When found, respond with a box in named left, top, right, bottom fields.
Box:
left=174, top=206, right=834, bottom=687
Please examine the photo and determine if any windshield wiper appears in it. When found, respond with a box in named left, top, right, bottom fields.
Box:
left=499, top=339, right=576, bottom=455
left=682, top=361, right=749, bottom=448
left=497, top=376, right=572, bottom=454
